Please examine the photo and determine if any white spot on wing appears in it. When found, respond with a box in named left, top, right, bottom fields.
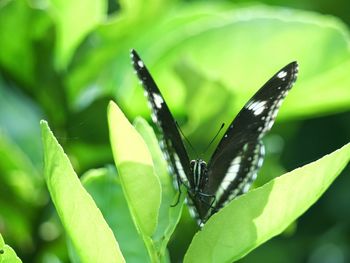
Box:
left=246, top=100, right=267, bottom=116
left=137, top=60, right=144, bottom=68
left=260, top=144, right=265, bottom=156
left=242, top=182, right=251, bottom=193
left=188, top=206, right=197, bottom=219
left=215, top=156, right=242, bottom=201
left=174, top=154, right=188, bottom=186
left=228, top=163, right=240, bottom=174
left=153, top=93, right=164, bottom=109
left=214, top=143, right=264, bottom=210
left=277, top=70, right=287, bottom=79
left=254, top=107, right=265, bottom=115
left=151, top=113, right=158, bottom=123
left=251, top=173, right=257, bottom=180
left=257, top=144, right=265, bottom=168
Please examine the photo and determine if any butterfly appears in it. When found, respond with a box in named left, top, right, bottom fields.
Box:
left=130, top=49, right=298, bottom=224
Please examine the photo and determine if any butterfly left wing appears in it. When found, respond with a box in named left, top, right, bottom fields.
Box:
left=130, top=49, right=193, bottom=189
left=205, top=61, right=298, bottom=216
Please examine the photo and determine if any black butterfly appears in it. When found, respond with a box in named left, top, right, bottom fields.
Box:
left=131, top=49, right=298, bottom=224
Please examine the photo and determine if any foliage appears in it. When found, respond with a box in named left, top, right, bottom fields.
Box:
left=1, top=0, right=350, bottom=262
left=0, top=234, right=22, bottom=263
left=39, top=103, right=350, bottom=262
left=41, top=120, right=124, bottom=263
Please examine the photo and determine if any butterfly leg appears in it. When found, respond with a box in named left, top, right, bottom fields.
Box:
left=170, top=175, right=190, bottom=207
left=198, top=192, right=217, bottom=211
left=196, top=193, right=217, bottom=226
left=170, top=178, right=182, bottom=207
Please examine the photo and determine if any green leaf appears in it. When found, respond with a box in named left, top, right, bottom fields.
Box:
left=0, top=198, right=32, bottom=249
left=119, top=0, right=166, bottom=18
left=81, top=167, right=149, bottom=263
left=134, top=118, right=185, bottom=258
left=0, top=100, right=43, bottom=205
left=107, top=101, right=161, bottom=261
left=0, top=132, right=43, bottom=204
left=0, top=233, right=22, bottom=263
left=184, top=143, right=350, bottom=263
left=66, top=4, right=350, bottom=120
left=284, top=59, right=350, bottom=118
left=0, top=79, right=45, bottom=246
left=0, top=77, right=44, bottom=167
left=40, top=120, right=125, bottom=263
left=126, top=4, right=350, bottom=121
left=0, top=0, right=48, bottom=87
left=48, top=0, right=106, bottom=68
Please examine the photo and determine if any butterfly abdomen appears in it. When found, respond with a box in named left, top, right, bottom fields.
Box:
left=190, top=159, right=208, bottom=192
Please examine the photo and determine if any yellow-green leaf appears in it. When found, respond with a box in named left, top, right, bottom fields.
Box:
left=41, top=120, right=125, bottom=263
left=185, top=143, right=350, bottom=263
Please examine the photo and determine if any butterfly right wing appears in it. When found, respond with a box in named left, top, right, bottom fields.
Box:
left=206, top=61, right=298, bottom=215
left=130, top=49, right=193, bottom=188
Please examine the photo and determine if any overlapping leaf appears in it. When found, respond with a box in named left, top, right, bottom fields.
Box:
left=41, top=120, right=125, bottom=263
left=184, top=143, right=350, bottom=263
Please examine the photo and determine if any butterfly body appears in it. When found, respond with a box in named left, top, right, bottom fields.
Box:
left=187, top=159, right=214, bottom=220
left=130, top=49, right=298, bottom=224
left=190, top=159, right=207, bottom=193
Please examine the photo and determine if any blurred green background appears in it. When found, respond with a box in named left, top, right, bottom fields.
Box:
left=1, top=0, right=350, bottom=262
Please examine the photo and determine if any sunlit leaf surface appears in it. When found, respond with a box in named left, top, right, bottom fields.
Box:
left=184, top=143, right=350, bottom=263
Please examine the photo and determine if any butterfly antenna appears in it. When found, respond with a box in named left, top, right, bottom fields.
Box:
left=175, top=121, right=198, bottom=156
left=203, top=123, right=225, bottom=154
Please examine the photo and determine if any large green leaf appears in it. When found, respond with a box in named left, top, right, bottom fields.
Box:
left=107, top=101, right=161, bottom=261
left=0, top=0, right=48, bottom=87
left=41, top=120, right=125, bottom=263
left=184, top=143, right=350, bottom=263
left=117, top=4, right=350, bottom=147
left=143, top=5, right=350, bottom=104
left=0, top=134, right=42, bottom=245
left=144, top=6, right=350, bottom=123
left=0, top=233, right=22, bottom=263
left=0, top=77, right=44, bottom=167
left=81, top=167, right=149, bottom=263
left=134, top=118, right=185, bottom=259
left=66, top=4, right=350, bottom=122
left=119, top=0, right=176, bottom=19
left=0, top=78, right=45, bottom=247
left=48, top=0, right=106, bottom=68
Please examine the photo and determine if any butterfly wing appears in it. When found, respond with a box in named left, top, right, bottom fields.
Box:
left=206, top=61, right=298, bottom=215
left=130, top=49, right=193, bottom=188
